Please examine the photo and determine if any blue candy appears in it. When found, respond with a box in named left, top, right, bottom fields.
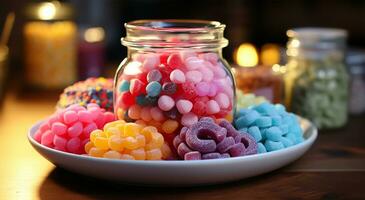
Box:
left=146, top=81, right=161, bottom=97
left=254, top=116, right=272, bottom=128
left=264, top=127, right=282, bottom=142
left=234, top=102, right=305, bottom=153
left=257, top=143, right=267, bottom=153
left=264, top=140, right=284, bottom=151
left=239, top=128, right=248, bottom=133
left=136, top=95, right=147, bottom=106
left=272, top=115, right=282, bottom=126
left=279, top=137, right=293, bottom=147
left=235, top=110, right=260, bottom=129
left=248, top=126, right=262, bottom=142
left=119, top=80, right=130, bottom=92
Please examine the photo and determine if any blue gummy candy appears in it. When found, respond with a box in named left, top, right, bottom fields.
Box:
left=285, top=133, right=297, bottom=144
left=235, top=110, right=260, bottom=129
left=279, top=137, right=293, bottom=147
left=119, top=80, right=130, bottom=92
left=280, top=124, right=289, bottom=134
left=274, top=104, right=286, bottom=113
left=253, top=102, right=273, bottom=114
left=264, top=127, right=283, bottom=142
left=254, top=116, right=272, bottom=128
left=265, top=140, right=284, bottom=152
left=257, top=143, right=267, bottom=153
left=236, top=109, right=251, bottom=117
left=272, top=115, right=282, bottom=126
left=136, top=95, right=147, bottom=106
left=248, top=126, right=262, bottom=142
left=146, top=81, right=161, bottom=97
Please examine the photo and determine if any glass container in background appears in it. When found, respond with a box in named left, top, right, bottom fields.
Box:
left=115, top=20, right=235, bottom=139
left=346, top=50, right=365, bottom=115
left=233, top=43, right=284, bottom=103
left=24, top=1, right=77, bottom=89
left=78, top=27, right=105, bottom=80
left=285, top=28, right=349, bottom=129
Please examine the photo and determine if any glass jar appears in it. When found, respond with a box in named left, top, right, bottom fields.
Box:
left=115, top=20, right=235, bottom=137
left=346, top=50, right=365, bottom=115
left=24, top=1, right=77, bottom=89
left=285, top=28, right=349, bottom=129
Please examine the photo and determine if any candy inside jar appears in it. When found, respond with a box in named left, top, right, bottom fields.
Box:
left=114, top=20, right=235, bottom=144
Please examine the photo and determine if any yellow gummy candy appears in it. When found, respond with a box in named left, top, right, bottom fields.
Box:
left=136, top=134, right=146, bottom=148
left=121, top=137, right=139, bottom=150
left=103, top=150, right=122, bottom=159
left=108, top=135, right=124, bottom=151
left=130, top=148, right=146, bottom=160
left=105, top=127, right=120, bottom=138
left=94, top=136, right=109, bottom=150
left=161, top=142, right=172, bottom=160
left=89, top=147, right=107, bottom=157
left=120, top=154, right=135, bottom=160
left=90, top=130, right=104, bottom=143
left=161, top=120, right=179, bottom=134
left=145, top=132, right=164, bottom=150
left=141, top=126, right=158, bottom=143
left=123, top=123, right=142, bottom=137
left=104, top=120, right=125, bottom=131
left=84, top=141, right=94, bottom=154
left=146, top=149, right=162, bottom=160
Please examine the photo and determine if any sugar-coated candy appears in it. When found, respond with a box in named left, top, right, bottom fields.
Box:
left=87, top=120, right=171, bottom=160
left=234, top=102, right=304, bottom=153
left=158, top=95, right=175, bottom=111
left=174, top=117, right=257, bottom=160
left=185, top=70, right=202, bottom=84
left=161, top=82, right=177, bottom=95
left=57, top=77, right=114, bottom=112
left=115, top=51, right=235, bottom=138
left=146, top=81, right=161, bottom=97
left=176, top=99, right=193, bottom=114
left=35, top=103, right=115, bottom=154
left=147, top=69, right=162, bottom=82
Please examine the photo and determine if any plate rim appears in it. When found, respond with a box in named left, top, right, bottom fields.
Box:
left=28, top=118, right=318, bottom=166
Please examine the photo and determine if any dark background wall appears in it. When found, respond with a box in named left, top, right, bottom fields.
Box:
left=1, top=0, right=365, bottom=67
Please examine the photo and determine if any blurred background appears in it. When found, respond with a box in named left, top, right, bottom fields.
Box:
left=0, top=0, right=364, bottom=127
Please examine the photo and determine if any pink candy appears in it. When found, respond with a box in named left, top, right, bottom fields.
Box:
left=158, top=95, right=175, bottom=111
left=34, top=103, right=115, bottom=154
left=176, top=99, right=193, bottom=114
left=170, top=69, right=186, bottom=84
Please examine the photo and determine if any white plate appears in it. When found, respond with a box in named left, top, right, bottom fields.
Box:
left=28, top=118, right=317, bottom=186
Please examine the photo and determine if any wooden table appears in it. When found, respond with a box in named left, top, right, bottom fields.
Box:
left=0, top=91, right=364, bottom=199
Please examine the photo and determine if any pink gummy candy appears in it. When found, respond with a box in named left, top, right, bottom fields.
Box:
left=34, top=104, right=115, bottom=154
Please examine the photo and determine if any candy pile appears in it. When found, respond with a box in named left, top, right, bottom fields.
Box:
left=116, top=52, right=234, bottom=137
left=58, top=77, right=114, bottom=112
left=173, top=117, right=257, bottom=160
left=236, top=90, right=267, bottom=109
left=85, top=120, right=172, bottom=160
left=34, top=104, right=115, bottom=154
left=234, top=102, right=304, bottom=153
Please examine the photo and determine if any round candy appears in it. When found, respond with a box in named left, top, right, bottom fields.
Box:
left=57, top=77, right=114, bottom=111
left=34, top=103, right=115, bottom=154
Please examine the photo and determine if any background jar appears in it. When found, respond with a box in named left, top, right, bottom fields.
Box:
left=284, top=28, right=349, bottom=129
left=114, top=20, right=235, bottom=140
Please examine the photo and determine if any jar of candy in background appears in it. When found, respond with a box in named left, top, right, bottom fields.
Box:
left=115, top=20, right=234, bottom=143
left=24, top=2, right=77, bottom=89
left=346, top=50, right=365, bottom=115
left=285, top=28, right=349, bottom=129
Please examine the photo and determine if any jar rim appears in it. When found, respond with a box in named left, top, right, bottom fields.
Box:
left=125, top=19, right=225, bottom=33
left=122, top=19, right=228, bottom=50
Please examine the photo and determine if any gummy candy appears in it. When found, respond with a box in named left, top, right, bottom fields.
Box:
left=173, top=117, right=257, bottom=160
left=86, top=120, right=172, bottom=160
left=234, top=102, right=304, bottom=153
left=34, top=103, right=115, bottom=154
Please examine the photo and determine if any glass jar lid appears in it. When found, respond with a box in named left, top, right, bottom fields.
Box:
left=122, top=20, right=229, bottom=50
